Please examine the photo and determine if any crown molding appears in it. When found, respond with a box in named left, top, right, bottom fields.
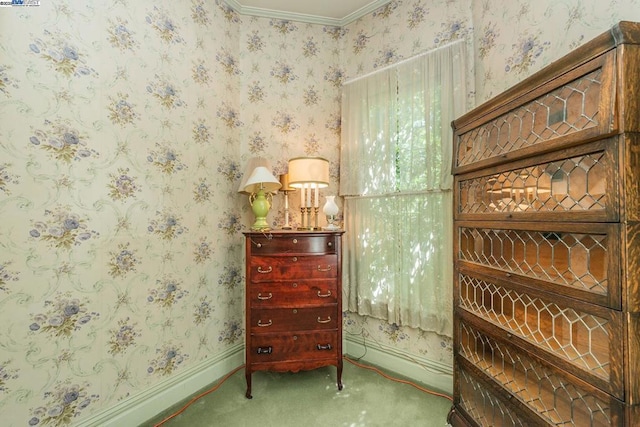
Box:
left=224, top=0, right=391, bottom=27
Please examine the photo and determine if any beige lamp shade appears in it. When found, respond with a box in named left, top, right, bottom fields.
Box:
left=238, top=157, right=272, bottom=194
left=279, top=173, right=296, bottom=192
left=287, top=157, right=330, bottom=188
left=243, top=166, right=282, bottom=194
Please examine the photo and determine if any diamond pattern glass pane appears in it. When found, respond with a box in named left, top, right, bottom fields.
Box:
left=458, top=151, right=608, bottom=215
left=458, top=274, right=610, bottom=380
left=459, top=367, right=527, bottom=427
left=459, top=227, right=608, bottom=295
left=456, top=69, right=602, bottom=168
left=459, top=322, right=613, bottom=426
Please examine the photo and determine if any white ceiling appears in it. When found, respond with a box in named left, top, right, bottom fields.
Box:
left=227, top=0, right=391, bottom=26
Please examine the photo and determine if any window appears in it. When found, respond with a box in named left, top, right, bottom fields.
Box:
left=340, top=41, right=467, bottom=336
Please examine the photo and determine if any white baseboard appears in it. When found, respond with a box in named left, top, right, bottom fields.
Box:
left=76, top=339, right=450, bottom=426
left=77, top=344, right=244, bottom=427
left=344, top=336, right=453, bottom=396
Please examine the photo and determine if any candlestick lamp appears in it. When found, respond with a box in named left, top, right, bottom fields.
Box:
left=287, top=157, right=329, bottom=230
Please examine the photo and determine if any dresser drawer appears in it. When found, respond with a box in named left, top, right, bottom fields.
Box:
left=250, top=306, right=337, bottom=332
left=453, top=53, right=612, bottom=173
left=248, top=255, right=337, bottom=282
left=456, top=270, right=623, bottom=398
left=247, top=233, right=337, bottom=255
left=248, top=280, right=338, bottom=308
left=249, top=331, right=338, bottom=363
left=457, top=320, right=624, bottom=427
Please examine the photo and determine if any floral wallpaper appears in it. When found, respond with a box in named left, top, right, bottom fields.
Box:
left=0, top=1, right=244, bottom=426
left=472, top=0, right=640, bottom=102
left=1, top=0, right=640, bottom=425
left=237, top=17, right=344, bottom=228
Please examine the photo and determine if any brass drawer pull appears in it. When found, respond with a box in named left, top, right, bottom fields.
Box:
left=292, top=257, right=298, bottom=262
left=327, top=242, right=332, bottom=247
left=257, top=346, right=272, bottom=354
left=257, top=319, right=272, bottom=327
left=317, top=265, right=331, bottom=272
left=292, top=238, right=298, bottom=244
left=317, top=344, right=332, bottom=351
left=257, top=292, right=272, bottom=300
left=257, top=266, right=272, bottom=274
left=317, top=290, right=332, bottom=298
left=317, top=316, right=331, bottom=324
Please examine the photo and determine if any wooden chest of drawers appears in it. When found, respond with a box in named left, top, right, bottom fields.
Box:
left=243, top=231, right=344, bottom=399
left=449, top=22, right=640, bottom=426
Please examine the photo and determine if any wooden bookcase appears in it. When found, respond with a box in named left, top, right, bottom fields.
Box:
left=449, top=21, right=640, bottom=426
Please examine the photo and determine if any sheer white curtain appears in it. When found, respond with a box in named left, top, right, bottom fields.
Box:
left=340, top=41, right=467, bottom=336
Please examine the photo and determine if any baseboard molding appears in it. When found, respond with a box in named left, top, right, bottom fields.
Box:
left=344, top=336, right=453, bottom=396
left=77, top=344, right=244, bottom=427
left=76, top=339, right=451, bottom=426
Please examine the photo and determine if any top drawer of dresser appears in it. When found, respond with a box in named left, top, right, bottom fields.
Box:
left=453, top=52, right=615, bottom=174
left=247, top=234, right=337, bottom=255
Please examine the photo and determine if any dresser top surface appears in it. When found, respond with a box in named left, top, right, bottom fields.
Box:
left=243, top=230, right=344, bottom=237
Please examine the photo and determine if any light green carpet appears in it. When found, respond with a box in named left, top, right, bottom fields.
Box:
left=144, top=359, right=452, bottom=427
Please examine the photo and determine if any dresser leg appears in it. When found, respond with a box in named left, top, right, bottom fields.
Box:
left=337, top=361, right=343, bottom=391
left=245, top=371, right=252, bottom=399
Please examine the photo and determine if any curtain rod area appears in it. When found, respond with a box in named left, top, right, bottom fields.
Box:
left=342, top=39, right=465, bottom=86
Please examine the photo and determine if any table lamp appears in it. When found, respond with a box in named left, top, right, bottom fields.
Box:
left=279, top=173, right=296, bottom=229
left=243, top=166, right=281, bottom=231
left=287, top=157, right=329, bottom=230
